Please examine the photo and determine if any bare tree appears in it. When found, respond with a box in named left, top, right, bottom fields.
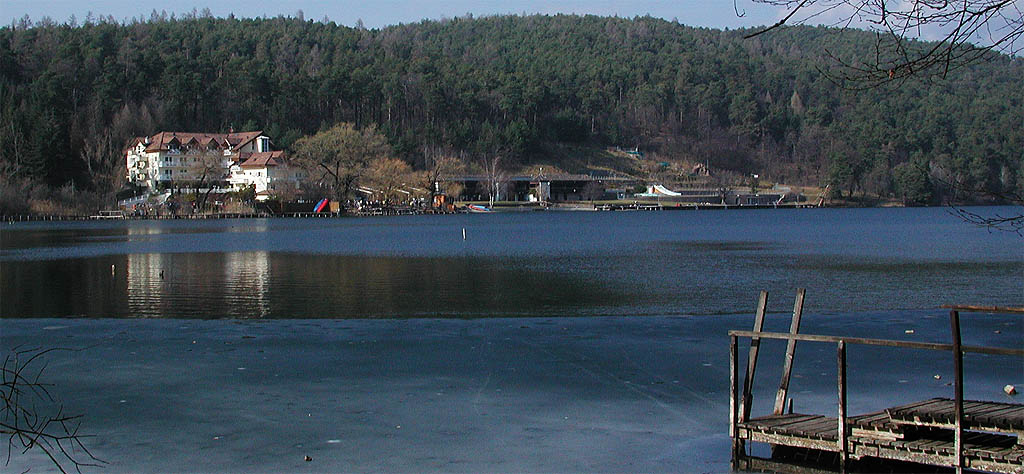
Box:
left=2, top=347, right=102, bottom=473
left=80, top=129, right=126, bottom=198
left=365, top=157, right=414, bottom=204
left=420, top=149, right=466, bottom=207
left=291, top=123, right=390, bottom=201
left=479, top=153, right=507, bottom=208
left=743, top=1, right=1023, bottom=86
left=582, top=181, right=605, bottom=201
left=185, top=150, right=228, bottom=212
left=937, top=173, right=1024, bottom=234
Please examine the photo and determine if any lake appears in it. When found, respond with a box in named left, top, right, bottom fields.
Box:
left=2, top=207, right=1022, bottom=319
left=1, top=207, right=1021, bottom=472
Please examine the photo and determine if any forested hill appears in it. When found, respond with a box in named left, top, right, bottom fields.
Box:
left=1, top=14, right=1022, bottom=204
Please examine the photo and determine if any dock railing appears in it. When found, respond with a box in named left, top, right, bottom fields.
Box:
left=729, top=294, right=1024, bottom=473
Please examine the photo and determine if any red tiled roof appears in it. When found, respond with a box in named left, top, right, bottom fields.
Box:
left=142, top=131, right=263, bottom=152
left=124, top=136, right=147, bottom=153
left=238, top=151, right=287, bottom=168
left=226, top=131, right=262, bottom=149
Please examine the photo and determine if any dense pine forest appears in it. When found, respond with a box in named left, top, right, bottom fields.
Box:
left=1, top=13, right=1022, bottom=211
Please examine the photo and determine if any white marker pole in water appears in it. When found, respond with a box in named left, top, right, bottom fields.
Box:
left=462, top=227, right=466, bottom=240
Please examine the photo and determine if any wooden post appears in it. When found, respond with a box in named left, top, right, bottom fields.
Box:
left=837, top=340, right=848, bottom=472
left=950, top=309, right=964, bottom=474
left=774, top=288, right=805, bottom=415
left=740, top=291, right=768, bottom=423
left=730, top=335, right=742, bottom=460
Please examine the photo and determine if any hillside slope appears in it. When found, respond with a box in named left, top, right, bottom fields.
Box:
left=1, top=14, right=1021, bottom=205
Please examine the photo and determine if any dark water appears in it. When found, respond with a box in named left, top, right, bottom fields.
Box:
left=2, top=207, right=1021, bottom=318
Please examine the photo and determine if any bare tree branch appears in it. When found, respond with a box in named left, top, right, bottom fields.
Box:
left=929, top=169, right=1024, bottom=235
left=1, top=347, right=104, bottom=473
left=745, top=1, right=1022, bottom=85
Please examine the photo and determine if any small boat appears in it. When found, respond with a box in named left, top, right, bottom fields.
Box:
left=313, top=198, right=329, bottom=212
left=466, top=204, right=493, bottom=213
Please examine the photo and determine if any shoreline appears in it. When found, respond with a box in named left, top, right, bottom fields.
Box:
left=2, top=200, right=968, bottom=222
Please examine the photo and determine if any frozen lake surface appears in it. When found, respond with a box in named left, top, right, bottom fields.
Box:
left=3, top=312, right=1021, bottom=472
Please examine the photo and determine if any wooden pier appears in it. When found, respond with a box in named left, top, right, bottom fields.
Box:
left=729, top=293, right=1024, bottom=473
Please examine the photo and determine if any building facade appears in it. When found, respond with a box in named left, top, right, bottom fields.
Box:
left=125, top=131, right=303, bottom=199
left=228, top=151, right=306, bottom=201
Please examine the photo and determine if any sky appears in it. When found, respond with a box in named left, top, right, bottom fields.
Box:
left=3, top=0, right=791, bottom=30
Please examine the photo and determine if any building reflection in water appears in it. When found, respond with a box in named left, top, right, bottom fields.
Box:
left=224, top=251, right=271, bottom=318
left=126, top=252, right=171, bottom=318
left=127, top=249, right=271, bottom=319
left=123, top=223, right=166, bottom=317
left=123, top=222, right=276, bottom=318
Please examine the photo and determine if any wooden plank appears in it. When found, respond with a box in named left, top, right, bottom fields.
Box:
left=969, top=458, right=1024, bottom=473
left=774, top=288, right=805, bottom=415
left=727, top=330, right=1024, bottom=356
left=962, top=401, right=1003, bottom=415
left=730, top=334, right=741, bottom=459
left=856, top=411, right=891, bottom=424
left=850, top=411, right=904, bottom=440
left=804, top=418, right=839, bottom=439
left=968, top=408, right=1015, bottom=428
left=789, top=417, right=837, bottom=437
left=851, top=427, right=902, bottom=441
left=960, top=400, right=988, bottom=411
left=838, top=341, right=848, bottom=471
left=941, top=304, right=1024, bottom=314
left=745, top=415, right=818, bottom=432
left=756, top=414, right=822, bottom=430
left=849, top=412, right=881, bottom=424
left=888, top=398, right=948, bottom=422
left=970, top=405, right=1024, bottom=428
left=889, top=399, right=1024, bottom=433
left=872, top=444, right=954, bottom=467
left=780, top=417, right=826, bottom=436
left=951, top=309, right=964, bottom=474
left=907, top=398, right=953, bottom=414
left=990, top=405, right=1024, bottom=428
left=745, top=430, right=841, bottom=452
left=923, top=439, right=952, bottom=454
left=966, top=433, right=1008, bottom=451
left=903, top=438, right=949, bottom=453
left=888, top=398, right=946, bottom=413
left=740, top=291, right=768, bottom=423
left=747, top=413, right=816, bottom=425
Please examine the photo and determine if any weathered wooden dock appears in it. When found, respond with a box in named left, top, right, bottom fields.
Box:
left=729, top=293, right=1024, bottom=473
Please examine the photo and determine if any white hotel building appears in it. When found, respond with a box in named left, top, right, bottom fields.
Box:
left=125, top=131, right=305, bottom=200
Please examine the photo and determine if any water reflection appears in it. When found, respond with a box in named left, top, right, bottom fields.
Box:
left=224, top=252, right=270, bottom=318
left=122, top=252, right=277, bottom=319
left=126, top=253, right=169, bottom=317
left=2, top=209, right=1021, bottom=319
left=2, top=252, right=626, bottom=318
